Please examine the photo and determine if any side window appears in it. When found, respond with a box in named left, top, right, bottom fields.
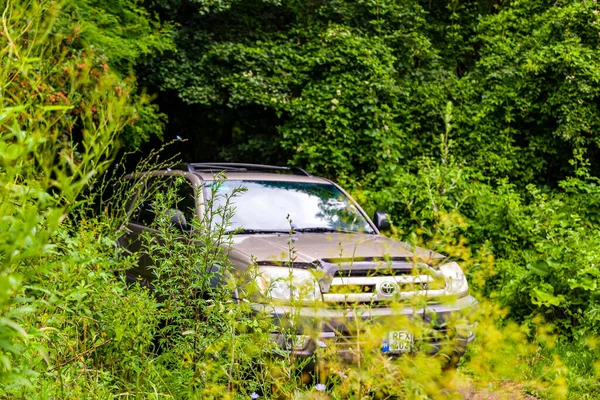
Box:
left=139, top=200, right=157, bottom=226
left=139, top=178, right=164, bottom=226
left=173, top=179, right=197, bottom=225
left=134, top=176, right=170, bottom=227
left=128, top=175, right=197, bottom=228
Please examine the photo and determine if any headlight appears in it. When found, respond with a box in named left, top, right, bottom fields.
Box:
left=255, top=266, right=321, bottom=302
left=439, top=262, right=469, bottom=297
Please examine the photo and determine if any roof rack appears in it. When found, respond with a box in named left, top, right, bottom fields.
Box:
left=175, top=162, right=312, bottom=177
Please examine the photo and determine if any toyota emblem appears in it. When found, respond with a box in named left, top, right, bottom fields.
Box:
left=380, top=281, right=398, bottom=296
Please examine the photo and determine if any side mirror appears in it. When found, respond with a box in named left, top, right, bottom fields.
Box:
left=373, top=211, right=391, bottom=232
left=168, top=209, right=189, bottom=232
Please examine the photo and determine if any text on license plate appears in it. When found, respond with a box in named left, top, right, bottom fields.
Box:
left=382, top=331, right=414, bottom=353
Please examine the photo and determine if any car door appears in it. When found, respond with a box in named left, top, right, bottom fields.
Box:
left=119, top=173, right=200, bottom=286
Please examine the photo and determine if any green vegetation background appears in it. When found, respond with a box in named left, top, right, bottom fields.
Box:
left=2, top=0, right=600, bottom=398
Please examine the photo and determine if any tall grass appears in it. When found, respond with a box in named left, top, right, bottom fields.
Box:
left=0, top=0, right=148, bottom=394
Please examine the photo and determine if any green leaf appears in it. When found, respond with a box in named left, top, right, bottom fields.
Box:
left=532, top=287, right=564, bottom=307
left=37, top=105, right=74, bottom=112
left=528, top=260, right=550, bottom=277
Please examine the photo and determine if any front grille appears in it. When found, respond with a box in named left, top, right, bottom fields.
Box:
left=333, top=268, right=414, bottom=278
left=318, top=259, right=446, bottom=304
left=328, top=284, right=376, bottom=294
left=322, top=277, right=446, bottom=303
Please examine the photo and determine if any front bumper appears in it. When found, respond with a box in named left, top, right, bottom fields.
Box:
left=252, top=295, right=478, bottom=362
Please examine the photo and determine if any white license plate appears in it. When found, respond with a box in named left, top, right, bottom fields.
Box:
left=382, top=331, right=413, bottom=353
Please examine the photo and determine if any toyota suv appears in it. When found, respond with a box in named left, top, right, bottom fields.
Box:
left=120, top=162, right=477, bottom=364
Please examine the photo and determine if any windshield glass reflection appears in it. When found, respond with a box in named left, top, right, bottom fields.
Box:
left=206, top=180, right=375, bottom=234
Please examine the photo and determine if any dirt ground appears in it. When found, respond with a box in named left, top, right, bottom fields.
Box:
left=458, top=382, right=540, bottom=400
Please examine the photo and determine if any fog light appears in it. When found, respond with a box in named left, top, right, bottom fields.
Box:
left=456, top=322, right=478, bottom=339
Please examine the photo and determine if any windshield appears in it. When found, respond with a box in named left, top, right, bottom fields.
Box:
left=206, top=180, right=375, bottom=234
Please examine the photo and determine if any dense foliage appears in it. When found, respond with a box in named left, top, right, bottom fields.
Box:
left=142, top=0, right=600, bottom=186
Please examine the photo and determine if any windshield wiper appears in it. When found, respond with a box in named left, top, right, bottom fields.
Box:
left=293, top=227, right=358, bottom=234
left=227, top=229, right=289, bottom=235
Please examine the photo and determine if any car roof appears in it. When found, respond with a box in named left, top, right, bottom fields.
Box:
left=126, top=163, right=334, bottom=185
left=196, top=171, right=330, bottom=184
left=174, top=163, right=331, bottom=184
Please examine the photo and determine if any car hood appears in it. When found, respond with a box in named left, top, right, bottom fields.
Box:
left=228, top=232, right=443, bottom=265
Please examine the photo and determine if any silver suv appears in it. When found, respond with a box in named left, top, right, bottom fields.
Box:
left=121, top=163, right=477, bottom=363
